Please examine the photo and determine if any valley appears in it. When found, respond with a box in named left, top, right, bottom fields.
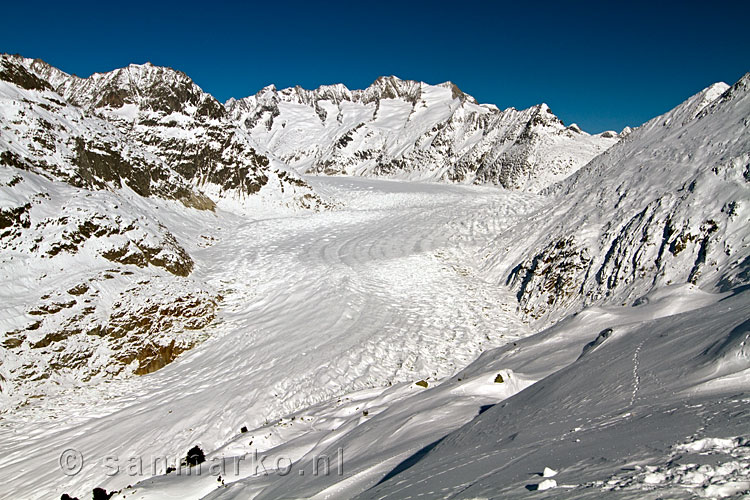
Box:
left=0, top=176, right=541, bottom=499
left=0, top=52, right=748, bottom=499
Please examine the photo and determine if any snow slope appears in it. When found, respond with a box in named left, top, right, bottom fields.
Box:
left=358, top=285, right=750, bottom=500
left=0, top=165, right=218, bottom=408
left=227, top=76, right=620, bottom=191
left=103, top=288, right=750, bottom=500
left=488, top=74, right=750, bottom=325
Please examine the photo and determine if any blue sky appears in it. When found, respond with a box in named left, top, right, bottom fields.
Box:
left=2, top=0, right=748, bottom=132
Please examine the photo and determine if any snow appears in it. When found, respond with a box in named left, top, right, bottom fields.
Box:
left=227, top=78, right=619, bottom=190
left=537, top=479, right=557, bottom=490
left=543, top=467, right=558, bottom=477
left=0, top=175, right=542, bottom=499
left=356, top=287, right=750, bottom=500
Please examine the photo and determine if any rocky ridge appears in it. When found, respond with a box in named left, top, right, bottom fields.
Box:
left=12, top=54, right=326, bottom=212
left=227, top=75, right=622, bottom=191
left=485, top=75, right=750, bottom=323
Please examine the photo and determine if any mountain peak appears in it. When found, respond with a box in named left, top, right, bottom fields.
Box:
left=436, top=81, right=475, bottom=102
left=708, top=72, right=749, bottom=108
left=0, top=54, right=54, bottom=91
left=362, top=75, right=422, bottom=104
left=128, top=61, right=155, bottom=69
left=371, top=75, right=403, bottom=85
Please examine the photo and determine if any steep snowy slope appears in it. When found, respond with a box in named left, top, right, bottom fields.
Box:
left=357, top=286, right=750, bottom=500
left=11, top=54, right=325, bottom=213
left=227, top=76, right=620, bottom=191
left=111, top=287, right=750, bottom=500
left=0, top=168, right=219, bottom=408
left=487, top=74, right=750, bottom=324
left=0, top=56, right=220, bottom=408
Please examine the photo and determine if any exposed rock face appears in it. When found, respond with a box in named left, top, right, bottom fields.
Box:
left=487, top=77, right=750, bottom=323
left=14, top=55, right=325, bottom=211
left=0, top=58, right=52, bottom=92
left=3, top=273, right=217, bottom=403
left=0, top=55, right=230, bottom=408
left=0, top=55, right=216, bottom=210
left=227, top=76, right=620, bottom=192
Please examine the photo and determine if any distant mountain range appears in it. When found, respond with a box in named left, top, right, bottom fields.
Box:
left=228, top=75, right=622, bottom=191
left=2, top=53, right=622, bottom=211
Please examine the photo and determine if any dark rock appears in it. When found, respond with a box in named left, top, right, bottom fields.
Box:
left=92, top=487, right=114, bottom=500
left=184, top=445, right=206, bottom=466
left=0, top=58, right=52, bottom=91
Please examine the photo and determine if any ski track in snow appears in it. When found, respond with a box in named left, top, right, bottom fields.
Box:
left=630, top=339, right=646, bottom=407
left=0, top=176, right=542, bottom=499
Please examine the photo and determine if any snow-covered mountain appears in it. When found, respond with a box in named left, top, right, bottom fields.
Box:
left=11, top=54, right=325, bottom=213
left=227, top=76, right=621, bottom=191
left=0, top=55, right=621, bottom=410
left=1, top=51, right=748, bottom=500
left=0, top=55, right=222, bottom=406
left=352, top=73, right=750, bottom=500
left=0, top=56, right=215, bottom=210
left=487, top=74, right=750, bottom=324
left=6, top=54, right=620, bottom=197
